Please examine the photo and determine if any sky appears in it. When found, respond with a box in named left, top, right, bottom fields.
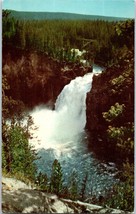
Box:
left=2, top=0, right=135, bottom=18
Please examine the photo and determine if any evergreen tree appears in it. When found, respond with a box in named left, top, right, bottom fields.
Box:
left=50, top=159, right=63, bottom=195
left=35, top=172, right=49, bottom=191
left=80, top=172, right=88, bottom=200
left=2, top=10, right=16, bottom=46
left=2, top=120, right=37, bottom=181
left=68, top=169, right=78, bottom=200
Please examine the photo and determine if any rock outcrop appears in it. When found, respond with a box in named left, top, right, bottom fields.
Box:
left=2, top=177, right=133, bottom=213
left=86, top=64, right=134, bottom=161
left=86, top=67, right=122, bottom=134
left=3, top=49, right=92, bottom=108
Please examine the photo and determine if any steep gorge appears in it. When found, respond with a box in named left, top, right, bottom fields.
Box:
left=3, top=48, right=92, bottom=108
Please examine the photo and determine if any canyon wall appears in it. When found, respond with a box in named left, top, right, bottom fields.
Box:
left=3, top=48, right=92, bottom=108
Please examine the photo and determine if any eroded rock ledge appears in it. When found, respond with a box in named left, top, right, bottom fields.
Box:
left=2, top=177, right=133, bottom=213
left=3, top=49, right=92, bottom=108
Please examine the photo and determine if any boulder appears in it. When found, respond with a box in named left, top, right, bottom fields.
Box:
left=2, top=177, right=133, bottom=213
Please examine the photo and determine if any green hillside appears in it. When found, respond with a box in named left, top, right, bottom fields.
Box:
left=8, top=10, right=128, bottom=21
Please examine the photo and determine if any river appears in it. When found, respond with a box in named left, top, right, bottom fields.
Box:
left=29, top=65, right=119, bottom=198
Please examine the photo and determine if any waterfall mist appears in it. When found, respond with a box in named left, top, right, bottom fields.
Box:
left=30, top=73, right=93, bottom=150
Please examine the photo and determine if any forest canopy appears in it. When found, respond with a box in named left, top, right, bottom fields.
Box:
left=3, top=9, right=133, bottom=66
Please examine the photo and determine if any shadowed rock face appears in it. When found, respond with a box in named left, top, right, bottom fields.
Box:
left=3, top=48, right=92, bottom=108
left=2, top=177, right=131, bottom=214
left=86, top=64, right=134, bottom=162
left=86, top=71, right=112, bottom=134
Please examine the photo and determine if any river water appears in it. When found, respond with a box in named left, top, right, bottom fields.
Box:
left=29, top=65, right=119, bottom=198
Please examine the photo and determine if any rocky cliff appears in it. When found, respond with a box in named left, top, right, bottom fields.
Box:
left=2, top=177, right=132, bottom=214
left=86, top=67, right=118, bottom=137
left=86, top=60, right=134, bottom=161
left=3, top=48, right=92, bottom=108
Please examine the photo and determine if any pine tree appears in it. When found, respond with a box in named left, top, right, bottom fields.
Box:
left=50, top=159, right=63, bottom=195
left=35, top=172, right=48, bottom=191
left=68, top=169, right=78, bottom=200
left=80, top=172, right=88, bottom=200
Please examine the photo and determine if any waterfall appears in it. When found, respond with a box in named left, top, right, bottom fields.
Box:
left=29, top=67, right=119, bottom=197
left=30, top=73, right=94, bottom=150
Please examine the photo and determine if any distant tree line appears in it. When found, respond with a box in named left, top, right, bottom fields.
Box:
left=3, top=9, right=134, bottom=66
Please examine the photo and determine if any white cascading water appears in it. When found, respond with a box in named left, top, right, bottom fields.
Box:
left=29, top=66, right=119, bottom=197
left=30, top=73, right=93, bottom=151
